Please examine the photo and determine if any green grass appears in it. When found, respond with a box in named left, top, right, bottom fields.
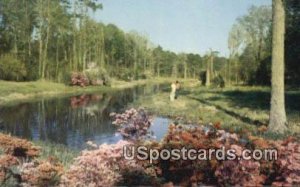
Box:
left=0, top=78, right=175, bottom=106
left=34, top=141, right=79, bottom=168
left=129, top=81, right=300, bottom=137
left=0, top=80, right=111, bottom=106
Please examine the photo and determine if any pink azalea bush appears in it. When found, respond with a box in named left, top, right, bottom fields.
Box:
left=271, top=139, right=300, bottom=186
left=70, top=72, right=89, bottom=87
left=60, top=140, right=148, bottom=186
left=110, top=108, right=152, bottom=140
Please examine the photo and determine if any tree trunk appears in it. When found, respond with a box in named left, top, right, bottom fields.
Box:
left=157, top=63, right=160, bottom=77
left=210, top=54, right=214, bottom=79
left=235, top=59, right=238, bottom=84
left=42, top=0, right=50, bottom=79
left=56, top=38, right=59, bottom=80
left=184, top=60, right=187, bottom=79
left=38, top=30, right=43, bottom=78
left=269, top=0, right=287, bottom=133
left=205, top=58, right=210, bottom=86
left=172, top=63, right=178, bottom=78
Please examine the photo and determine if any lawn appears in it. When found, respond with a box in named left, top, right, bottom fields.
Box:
left=130, top=80, right=300, bottom=138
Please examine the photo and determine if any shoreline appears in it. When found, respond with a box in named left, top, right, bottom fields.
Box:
left=0, top=78, right=178, bottom=106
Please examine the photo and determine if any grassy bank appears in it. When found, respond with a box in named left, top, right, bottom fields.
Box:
left=0, top=78, right=174, bottom=106
left=130, top=81, right=300, bottom=137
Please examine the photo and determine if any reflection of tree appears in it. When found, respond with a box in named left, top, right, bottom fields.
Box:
left=0, top=103, right=33, bottom=139
left=0, top=84, right=168, bottom=149
left=70, top=94, right=104, bottom=109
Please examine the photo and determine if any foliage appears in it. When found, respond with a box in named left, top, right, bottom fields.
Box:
left=70, top=72, right=89, bottom=87
left=0, top=54, right=27, bottom=81
left=19, top=158, right=64, bottom=187
left=109, top=109, right=300, bottom=186
left=228, top=5, right=272, bottom=85
left=0, top=154, right=19, bottom=185
left=215, top=160, right=266, bottom=186
left=212, top=74, right=225, bottom=88
left=60, top=140, right=132, bottom=187
left=84, top=67, right=111, bottom=86
left=271, top=138, right=300, bottom=186
left=0, top=109, right=300, bottom=186
left=110, top=108, right=153, bottom=141
left=0, top=133, right=40, bottom=158
left=0, top=0, right=209, bottom=83
left=114, top=67, right=134, bottom=81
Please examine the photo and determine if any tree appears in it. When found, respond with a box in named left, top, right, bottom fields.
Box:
left=269, top=0, right=287, bottom=133
left=230, top=5, right=272, bottom=85
left=205, top=49, right=218, bottom=86
left=228, top=24, right=242, bottom=85
left=285, top=0, right=300, bottom=85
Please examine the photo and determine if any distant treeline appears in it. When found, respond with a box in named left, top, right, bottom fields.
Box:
left=0, top=0, right=299, bottom=86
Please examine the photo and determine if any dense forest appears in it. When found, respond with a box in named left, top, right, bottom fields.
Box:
left=0, top=0, right=299, bottom=87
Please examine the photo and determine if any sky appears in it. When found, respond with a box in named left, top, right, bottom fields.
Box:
left=91, top=0, right=271, bottom=57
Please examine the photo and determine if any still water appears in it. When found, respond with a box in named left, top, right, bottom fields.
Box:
left=0, top=84, right=170, bottom=150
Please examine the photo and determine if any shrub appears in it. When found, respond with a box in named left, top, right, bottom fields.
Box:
left=60, top=140, right=133, bottom=187
left=70, top=72, right=89, bottom=87
left=271, top=138, right=300, bottom=186
left=109, top=109, right=300, bottom=186
left=212, top=74, right=225, bottom=88
left=84, top=67, right=111, bottom=86
left=19, top=158, right=63, bottom=187
left=0, top=54, right=27, bottom=81
left=115, top=68, right=134, bottom=81
left=110, top=108, right=153, bottom=141
left=0, top=133, right=40, bottom=158
left=138, top=70, right=154, bottom=80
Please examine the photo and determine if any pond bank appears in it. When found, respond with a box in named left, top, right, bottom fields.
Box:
left=129, top=82, right=300, bottom=137
left=0, top=78, right=175, bottom=106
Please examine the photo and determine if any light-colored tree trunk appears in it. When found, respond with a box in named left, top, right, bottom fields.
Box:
left=184, top=60, right=187, bottom=79
left=210, top=53, right=214, bottom=78
left=227, top=59, right=231, bottom=86
left=157, top=63, right=160, bottom=77
left=269, top=0, right=287, bottom=133
left=205, top=58, right=210, bottom=86
left=172, top=63, right=178, bottom=78
left=41, top=0, right=51, bottom=79
left=235, top=58, right=238, bottom=84
left=55, top=38, right=59, bottom=80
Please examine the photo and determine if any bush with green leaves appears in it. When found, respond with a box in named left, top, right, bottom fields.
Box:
left=0, top=54, right=27, bottom=81
left=84, top=67, right=111, bottom=86
left=114, top=68, right=134, bottom=81
left=212, top=74, right=225, bottom=88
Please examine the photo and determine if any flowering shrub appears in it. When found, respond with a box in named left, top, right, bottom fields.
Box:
left=271, top=138, right=300, bottom=186
left=19, top=158, right=63, bottom=187
left=60, top=140, right=132, bottom=186
left=0, top=133, right=40, bottom=158
left=0, top=154, right=19, bottom=184
left=110, top=108, right=152, bottom=141
left=127, top=122, right=298, bottom=186
left=215, top=160, right=266, bottom=186
left=70, top=72, right=89, bottom=87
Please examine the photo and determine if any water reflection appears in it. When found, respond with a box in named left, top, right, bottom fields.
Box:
left=0, top=84, right=169, bottom=150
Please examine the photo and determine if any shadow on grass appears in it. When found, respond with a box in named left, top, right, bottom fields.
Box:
left=193, top=88, right=300, bottom=111
left=188, top=96, right=264, bottom=126
left=221, top=90, right=270, bottom=110
left=222, top=90, right=300, bottom=111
